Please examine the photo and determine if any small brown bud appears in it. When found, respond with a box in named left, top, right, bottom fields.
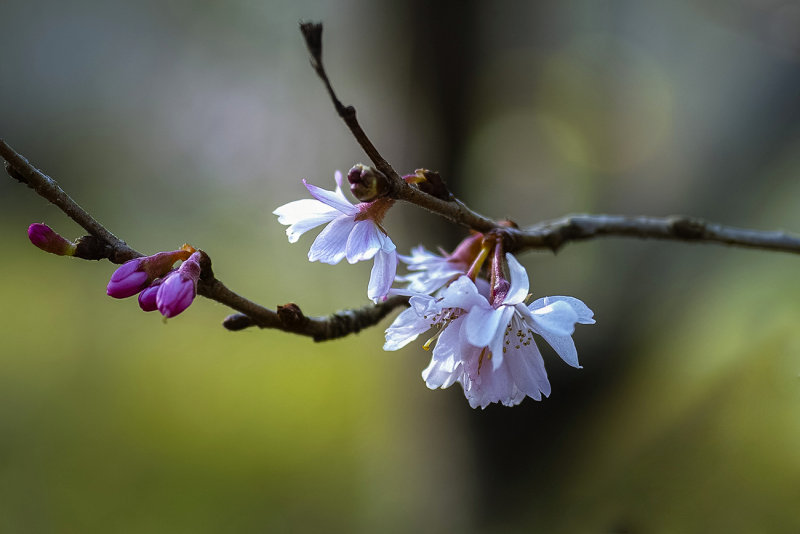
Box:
left=347, top=163, right=389, bottom=202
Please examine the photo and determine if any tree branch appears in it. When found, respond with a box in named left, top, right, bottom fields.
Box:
left=513, top=214, right=800, bottom=255
left=299, top=22, right=501, bottom=233
left=299, top=22, right=800, bottom=257
left=1, top=139, right=408, bottom=339
left=2, top=23, right=798, bottom=345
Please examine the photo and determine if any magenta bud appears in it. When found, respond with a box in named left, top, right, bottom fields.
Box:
left=107, top=258, right=150, bottom=298
left=106, top=248, right=193, bottom=299
left=155, top=252, right=202, bottom=318
left=138, top=279, right=163, bottom=312
left=27, top=223, right=76, bottom=256
left=347, top=163, right=388, bottom=202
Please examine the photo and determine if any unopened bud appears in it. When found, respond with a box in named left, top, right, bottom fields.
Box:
left=27, top=223, right=76, bottom=256
left=347, top=163, right=388, bottom=202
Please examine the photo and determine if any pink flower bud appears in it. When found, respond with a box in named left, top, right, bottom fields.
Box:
left=107, top=258, right=150, bottom=298
left=106, top=248, right=193, bottom=299
left=27, top=223, right=76, bottom=256
left=155, top=252, right=202, bottom=318
left=137, top=278, right=164, bottom=312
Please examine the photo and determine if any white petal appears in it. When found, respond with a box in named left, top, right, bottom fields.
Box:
left=539, top=331, right=581, bottom=368
left=377, top=231, right=396, bottom=253
left=432, top=314, right=467, bottom=362
left=504, top=342, right=550, bottom=399
left=439, top=276, right=486, bottom=311
left=273, top=199, right=342, bottom=243
left=346, top=220, right=381, bottom=263
left=303, top=179, right=358, bottom=216
left=368, top=249, right=397, bottom=303
left=465, top=304, right=505, bottom=348
left=502, top=253, right=530, bottom=305
left=528, top=300, right=578, bottom=337
left=531, top=296, right=595, bottom=324
left=308, top=215, right=355, bottom=264
left=422, top=353, right=460, bottom=390
left=489, top=307, right=516, bottom=370
left=333, top=170, right=345, bottom=192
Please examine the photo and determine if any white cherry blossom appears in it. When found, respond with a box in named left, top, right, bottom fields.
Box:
left=274, top=171, right=397, bottom=302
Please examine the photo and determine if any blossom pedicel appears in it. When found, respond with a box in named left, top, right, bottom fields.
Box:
left=273, top=170, right=398, bottom=302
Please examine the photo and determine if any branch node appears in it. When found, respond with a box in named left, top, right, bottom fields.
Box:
left=73, top=235, right=113, bottom=261
left=4, top=161, right=27, bottom=184
left=669, top=216, right=707, bottom=239
left=278, top=302, right=310, bottom=329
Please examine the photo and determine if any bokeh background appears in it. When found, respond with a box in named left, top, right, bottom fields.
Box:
left=2, top=0, right=800, bottom=532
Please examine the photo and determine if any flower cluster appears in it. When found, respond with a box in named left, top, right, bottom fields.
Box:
left=274, top=168, right=594, bottom=409
left=386, top=246, right=594, bottom=409
left=106, top=246, right=202, bottom=318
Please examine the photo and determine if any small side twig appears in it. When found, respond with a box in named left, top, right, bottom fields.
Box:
left=222, top=295, right=409, bottom=341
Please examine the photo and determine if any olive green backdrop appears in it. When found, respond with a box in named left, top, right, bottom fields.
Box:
left=2, top=0, right=799, bottom=532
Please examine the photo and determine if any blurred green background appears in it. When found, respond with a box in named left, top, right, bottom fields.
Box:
left=2, top=0, right=800, bottom=532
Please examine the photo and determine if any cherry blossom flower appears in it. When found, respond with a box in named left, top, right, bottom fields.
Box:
left=397, top=233, right=484, bottom=295
left=273, top=171, right=397, bottom=302
left=384, top=253, right=594, bottom=409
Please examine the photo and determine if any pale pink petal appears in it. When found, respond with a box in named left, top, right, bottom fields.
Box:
left=528, top=300, right=578, bottom=337
left=307, top=215, right=356, bottom=264
left=539, top=331, right=581, bottom=368
left=273, top=199, right=341, bottom=243
left=504, top=342, right=550, bottom=399
left=303, top=179, right=357, bottom=215
left=489, top=306, right=516, bottom=370
left=531, top=296, right=595, bottom=324
left=465, top=304, right=506, bottom=349
left=439, top=276, right=485, bottom=311
left=345, top=220, right=382, bottom=263
left=422, top=353, right=460, bottom=389
left=368, top=249, right=397, bottom=302
left=502, top=253, right=530, bottom=305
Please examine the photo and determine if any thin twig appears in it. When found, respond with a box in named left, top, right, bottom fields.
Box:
left=298, top=23, right=800, bottom=257
left=1, top=139, right=141, bottom=263
left=514, top=214, right=800, bottom=255
left=1, top=138, right=407, bottom=339
left=221, top=295, right=409, bottom=341
left=299, top=22, right=500, bottom=233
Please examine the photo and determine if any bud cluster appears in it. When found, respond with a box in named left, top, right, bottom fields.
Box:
left=106, top=245, right=202, bottom=318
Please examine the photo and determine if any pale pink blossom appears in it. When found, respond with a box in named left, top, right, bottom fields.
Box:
left=384, top=254, right=594, bottom=408
left=274, top=171, right=397, bottom=302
